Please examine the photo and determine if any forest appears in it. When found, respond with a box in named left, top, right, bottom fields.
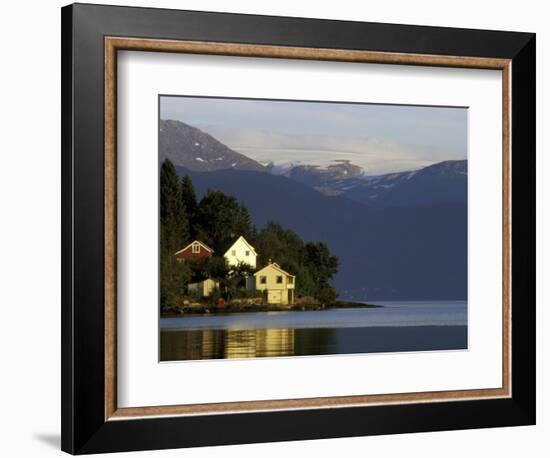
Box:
left=160, top=159, right=339, bottom=310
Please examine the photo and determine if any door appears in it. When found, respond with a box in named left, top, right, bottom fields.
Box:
left=267, top=290, right=282, bottom=304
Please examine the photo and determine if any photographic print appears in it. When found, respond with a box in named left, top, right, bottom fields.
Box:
left=159, top=95, right=468, bottom=361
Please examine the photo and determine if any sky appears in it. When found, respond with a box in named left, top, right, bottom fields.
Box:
left=160, top=95, right=467, bottom=175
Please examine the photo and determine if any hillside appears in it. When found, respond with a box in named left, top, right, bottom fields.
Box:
left=176, top=167, right=467, bottom=301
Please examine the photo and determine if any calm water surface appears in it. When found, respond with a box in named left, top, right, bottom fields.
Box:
left=160, top=301, right=467, bottom=361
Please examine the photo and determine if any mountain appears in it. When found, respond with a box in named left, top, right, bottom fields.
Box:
left=160, top=119, right=466, bottom=208
left=176, top=166, right=467, bottom=301
left=159, top=119, right=266, bottom=172
left=282, top=160, right=467, bottom=207
left=284, top=160, right=363, bottom=188
left=344, top=160, right=467, bottom=207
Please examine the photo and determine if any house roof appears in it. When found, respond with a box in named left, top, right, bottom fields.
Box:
left=223, top=235, right=257, bottom=257
left=254, top=262, right=295, bottom=278
left=174, top=240, right=214, bottom=255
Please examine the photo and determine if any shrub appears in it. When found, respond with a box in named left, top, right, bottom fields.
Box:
left=185, top=288, right=201, bottom=302
left=315, top=284, right=337, bottom=305
left=207, top=287, right=222, bottom=306
left=161, top=286, right=183, bottom=312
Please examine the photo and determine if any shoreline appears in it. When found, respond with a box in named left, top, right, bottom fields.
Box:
left=161, top=300, right=383, bottom=317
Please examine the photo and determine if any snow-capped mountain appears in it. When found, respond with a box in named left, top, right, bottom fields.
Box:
left=282, top=160, right=363, bottom=186
left=283, top=160, right=467, bottom=207
left=159, top=120, right=466, bottom=208
left=159, top=120, right=266, bottom=172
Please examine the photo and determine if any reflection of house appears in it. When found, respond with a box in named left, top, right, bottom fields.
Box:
left=187, top=278, right=220, bottom=297
left=254, top=262, right=296, bottom=305
left=224, top=236, right=257, bottom=269
left=224, top=328, right=295, bottom=359
left=175, top=240, right=213, bottom=262
left=253, top=328, right=295, bottom=358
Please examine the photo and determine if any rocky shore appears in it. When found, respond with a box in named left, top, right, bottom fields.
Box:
left=162, top=299, right=382, bottom=316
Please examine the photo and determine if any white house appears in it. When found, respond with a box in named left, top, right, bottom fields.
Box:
left=223, top=236, right=257, bottom=269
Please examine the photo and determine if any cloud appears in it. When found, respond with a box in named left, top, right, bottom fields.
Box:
left=160, top=96, right=467, bottom=174
left=197, top=125, right=460, bottom=174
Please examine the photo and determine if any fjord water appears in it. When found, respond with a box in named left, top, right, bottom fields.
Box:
left=160, top=301, right=467, bottom=361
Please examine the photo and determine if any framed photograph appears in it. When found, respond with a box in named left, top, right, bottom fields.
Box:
left=61, top=3, right=536, bottom=454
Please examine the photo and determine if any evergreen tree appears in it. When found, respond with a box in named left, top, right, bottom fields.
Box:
left=160, top=159, right=189, bottom=250
left=159, top=159, right=191, bottom=309
left=195, top=189, right=254, bottom=252
left=304, top=242, right=339, bottom=303
left=180, top=175, right=198, bottom=236
left=189, top=256, right=229, bottom=283
left=305, top=242, right=339, bottom=283
left=234, top=203, right=253, bottom=239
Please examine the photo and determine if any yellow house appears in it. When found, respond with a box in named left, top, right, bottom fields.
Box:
left=254, top=262, right=296, bottom=305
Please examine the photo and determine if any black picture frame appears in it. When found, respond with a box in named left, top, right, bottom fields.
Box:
left=61, top=3, right=535, bottom=454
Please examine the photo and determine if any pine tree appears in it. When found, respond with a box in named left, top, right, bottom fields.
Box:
left=305, top=242, right=339, bottom=283
left=160, top=159, right=190, bottom=309
left=234, top=203, right=253, bottom=239
left=180, top=175, right=198, bottom=231
left=195, top=189, right=254, bottom=252
left=160, top=159, right=189, bottom=250
left=304, top=241, right=339, bottom=303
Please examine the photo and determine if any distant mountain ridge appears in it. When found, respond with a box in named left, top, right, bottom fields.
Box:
left=160, top=120, right=266, bottom=172
left=160, top=119, right=466, bottom=208
left=283, top=160, right=467, bottom=207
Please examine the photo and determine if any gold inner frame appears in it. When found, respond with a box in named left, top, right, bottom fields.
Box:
left=104, top=37, right=512, bottom=421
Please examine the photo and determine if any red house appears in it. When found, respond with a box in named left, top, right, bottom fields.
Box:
left=174, top=240, right=214, bottom=262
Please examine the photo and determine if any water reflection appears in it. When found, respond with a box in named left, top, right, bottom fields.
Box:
left=160, top=327, right=336, bottom=361
left=160, top=300, right=468, bottom=361
left=160, top=324, right=468, bottom=361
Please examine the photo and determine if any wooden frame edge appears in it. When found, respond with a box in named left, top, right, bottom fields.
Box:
left=104, top=36, right=512, bottom=421
left=105, top=38, right=118, bottom=420
left=502, top=61, right=512, bottom=401
left=106, top=36, right=511, bottom=69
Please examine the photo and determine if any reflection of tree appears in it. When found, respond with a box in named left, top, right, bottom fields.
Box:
left=161, top=327, right=338, bottom=361
left=160, top=330, right=203, bottom=361
left=294, top=328, right=337, bottom=355
left=201, top=329, right=226, bottom=359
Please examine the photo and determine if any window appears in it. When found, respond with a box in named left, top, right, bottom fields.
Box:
left=276, top=276, right=283, bottom=284
left=260, top=276, right=266, bottom=284
left=192, top=243, right=200, bottom=254
left=245, top=250, right=250, bottom=256
left=231, top=250, right=236, bottom=256
left=288, top=277, right=294, bottom=284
